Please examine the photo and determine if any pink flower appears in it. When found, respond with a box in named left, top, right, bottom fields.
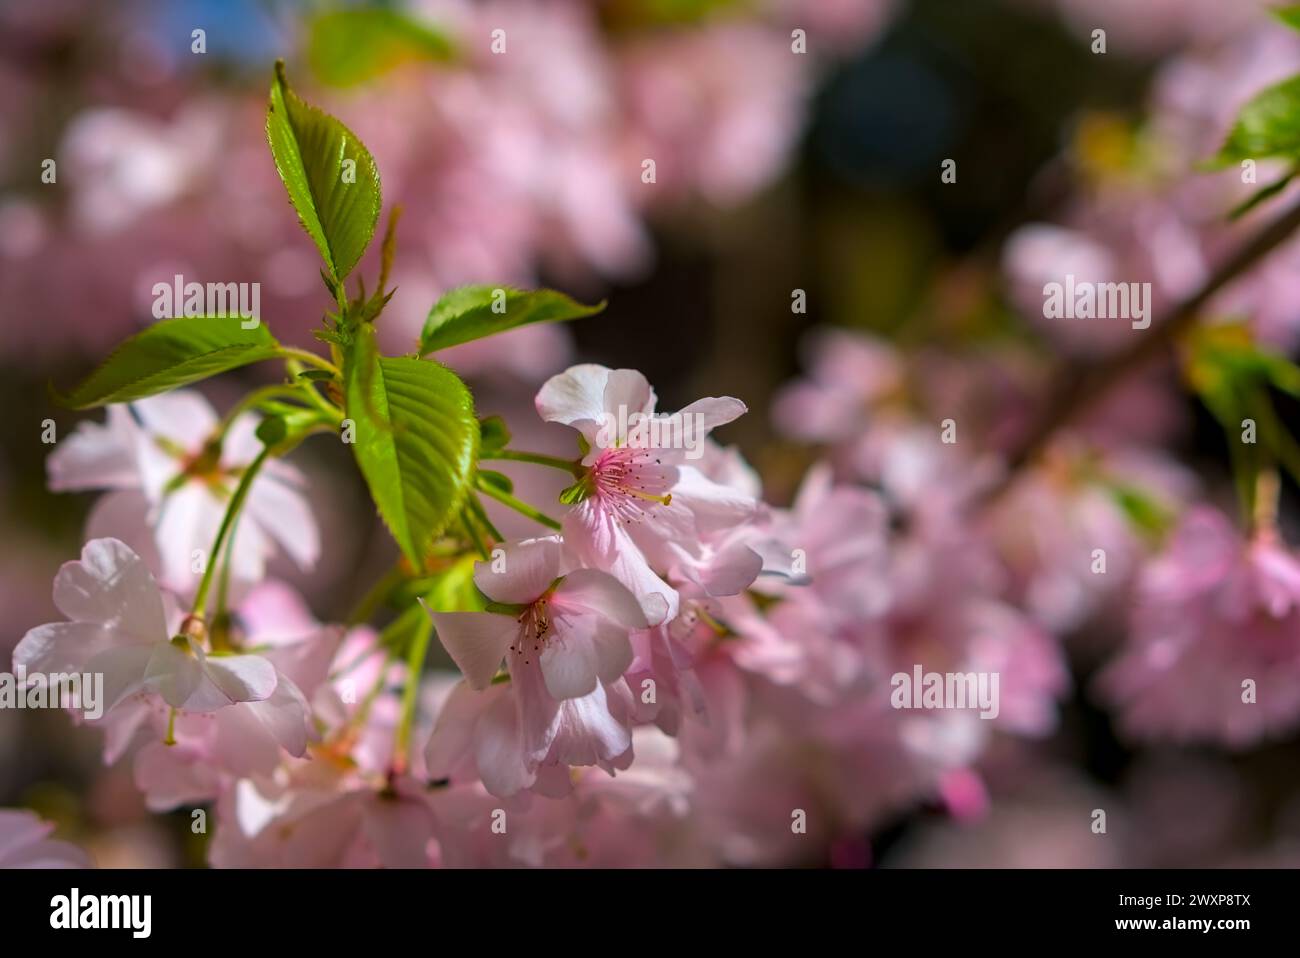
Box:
left=15, top=538, right=278, bottom=716
left=617, top=23, right=807, bottom=206
left=1098, top=507, right=1300, bottom=746
left=772, top=329, right=904, bottom=448
left=537, top=364, right=756, bottom=620
left=425, top=538, right=650, bottom=796
left=210, top=769, right=438, bottom=869
left=0, top=809, right=90, bottom=868
left=986, top=441, right=1195, bottom=633
left=110, top=582, right=339, bottom=812
left=430, top=537, right=650, bottom=698
left=48, top=391, right=318, bottom=597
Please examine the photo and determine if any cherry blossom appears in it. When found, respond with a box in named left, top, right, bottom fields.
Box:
left=47, top=391, right=318, bottom=597
left=15, top=538, right=279, bottom=717
left=536, top=364, right=757, bottom=620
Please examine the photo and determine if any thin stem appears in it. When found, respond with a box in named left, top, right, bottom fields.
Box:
left=466, top=492, right=503, bottom=544
left=983, top=195, right=1300, bottom=506
left=215, top=514, right=240, bottom=619
left=480, top=450, right=582, bottom=475
left=476, top=477, right=563, bottom=531
left=392, top=616, right=433, bottom=775
left=1254, top=469, right=1281, bottom=538
left=191, top=448, right=270, bottom=619
left=345, top=561, right=408, bottom=627
left=277, top=346, right=340, bottom=376
left=216, top=384, right=309, bottom=435
left=460, top=509, right=490, bottom=561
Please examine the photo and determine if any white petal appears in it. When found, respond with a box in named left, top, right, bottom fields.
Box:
left=198, top=654, right=279, bottom=707
left=428, top=611, right=518, bottom=691
left=46, top=406, right=141, bottom=492
left=53, top=537, right=166, bottom=642
left=243, top=465, right=320, bottom=571
left=153, top=484, right=226, bottom=594
left=14, top=622, right=112, bottom=676
left=87, top=644, right=160, bottom=714
left=140, top=642, right=202, bottom=709
left=535, top=363, right=613, bottom=427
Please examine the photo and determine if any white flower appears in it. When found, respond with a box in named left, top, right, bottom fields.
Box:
left=15, top=538, right=279, bottom=717
left=48, top=390, right=318, bottom=597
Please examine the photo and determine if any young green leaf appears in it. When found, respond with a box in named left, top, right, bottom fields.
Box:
left=53, top=316, right=280, bottom=409
left=306, top=8, right=455, bottom=88
left=344, top=325, right=479, bottom=570
left=1213, top=73, right=1300, bottom=166
left=266, top=61, right=381, bottom=286
left=478, top=415, right=511, bottom=454
left=419, top=286, right=605, bottom=355
left=477, top=469, right=514, bottom=495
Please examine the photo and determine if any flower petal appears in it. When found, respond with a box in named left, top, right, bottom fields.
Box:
left=46, top=406, right=141, bottom=492
left=554, top=568, right=651, bottom=629
left=473, top=692, right=535, bottom=798
left=428, top=610, right=519, bottom=691
left=472, top=536, right=562, bottom=605
left=52, top=538, right=166, bottom=642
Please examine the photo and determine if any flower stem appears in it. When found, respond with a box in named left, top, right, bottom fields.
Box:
left=480, top=449, right=582, bottom=476
left=191, top=448, right=269, bottom=620
left=277, top=346, right=340, bottom=376
left=345, top=561, right=409, bottom=627
left=215, top=384, right=310, bottom=436
left=392, top=616, right=433, bottom=776
left=1254, top=469, right=1281, bottom=538
left=476, top=476, right=563, bottom=531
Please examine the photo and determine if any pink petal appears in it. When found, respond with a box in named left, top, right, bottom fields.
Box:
left=472, top=536, right=562, bottom=605
left=474, top=692, right=536, bottom=797
left=428, top=610, right=519, bottom=690
left=554, top=569, right=651, bottom=628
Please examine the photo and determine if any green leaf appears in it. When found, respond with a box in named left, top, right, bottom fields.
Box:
left=344, top=325, right=478, bottom=570
left=255, top=415, right=288, bottom=447
left=1228, top=169, right=1297, bottom=219
left=477, top=469, right=513, bottom=495
left=1108, top=482, right=1174, bottom=539
left=605, top=0, right=746, bottom=28
left=478, top=415, right=511, bottom=454
left=54, top=316, right=280, bottom=409
left=306, top=8, right=455, bottom=88
left=1213, top=73, right=1300, bottom=166
left=1273, top=5, right=1300, bottom=31
left=266, top=61, right=381, bottom=286
left=419, top=286, right=605, bottom=354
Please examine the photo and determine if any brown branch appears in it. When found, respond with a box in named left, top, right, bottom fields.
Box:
left=980, top=195, right=1300, bottom=507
